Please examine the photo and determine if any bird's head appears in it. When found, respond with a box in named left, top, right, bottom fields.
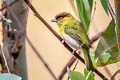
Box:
left=51, top=12, right=74, bottom=24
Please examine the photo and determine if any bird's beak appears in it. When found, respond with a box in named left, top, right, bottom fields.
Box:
left=51, top=19, right=59, bottom=23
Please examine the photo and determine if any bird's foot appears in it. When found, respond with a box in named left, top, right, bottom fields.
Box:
left=61, top=39, right=65, bottom=44
left=72, top=50, right=75, bottom=55
left=72, top=49, right=80, bottom=55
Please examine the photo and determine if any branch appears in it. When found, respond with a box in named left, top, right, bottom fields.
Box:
left=104, top=67, right=112, bottom=77
left=91, top=0, right=116, bottom=44
left=58, top=56, right=76, bottom=80
left=110, top=69, right=120, bottom=80
left=24, top=0, right=108, bottom=80
left=107, top=0, right=116, bottom=24
left=0, top=45, right=10, bottom=73
left=114, top=0, right=120, bottom=55
left=90, top=29, right=106, bottom=44
left=26, top=36, right=57, bottom=80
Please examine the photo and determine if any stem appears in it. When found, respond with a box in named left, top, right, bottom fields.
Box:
left=114, top=0, right=120, bottom=54
left=0, top=45, right=10, bottom=73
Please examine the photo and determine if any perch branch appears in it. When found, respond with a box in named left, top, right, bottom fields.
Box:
left=58, top=56, right=76, bottom=80
left=24, top=0, right=108, bottom=80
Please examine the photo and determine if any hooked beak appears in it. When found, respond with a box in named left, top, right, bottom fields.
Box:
left=51, top=19, right=59, bottom=23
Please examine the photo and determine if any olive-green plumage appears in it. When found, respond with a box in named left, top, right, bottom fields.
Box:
left=52, top=12, right=93, bottom=70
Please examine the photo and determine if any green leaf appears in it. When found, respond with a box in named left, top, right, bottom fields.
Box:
left=0, top=73, right=22, bottom=80
left=82, top=0, right=90, bottom=17
left=76, top=0, right=90, bottom=31
left=97, top=45, right=120, bottom=66
left=90, top=52, right=97, bottom=69
left=95, top=20, right=116, bottom=58
left=111, top=69, right=120, bottom=80
left=67, top=67, right=85, bottom=80
left=84, top=69, right=95, bottom=80
left=88, top=0, right=93, bottom=11
left=100, top=52, right=111, bottom=64
left=100, top=0, right=108, bottom=15
left=95, top=20, right=120, bottom=66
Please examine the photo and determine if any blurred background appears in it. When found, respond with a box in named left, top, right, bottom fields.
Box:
left=0, top=0, right=120, bottom=80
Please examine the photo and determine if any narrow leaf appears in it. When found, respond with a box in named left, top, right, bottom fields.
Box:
left=67, top=67, right=85, bottom=80
left=82, top=0, right=90, bottom=17
left=76, top=0, right=90, bottom=31
left=95, top=20, right=120, bottom=66
left=95, top=20, right=115, bottom=58
left=100, top=0, right=108, bottom=15
left=84, top=69, right=95, bottom=80
left=100, top=52, right=111, bottom=64
left=90, top=52, right=97, bottom=69
left=88, top=0, right=93, bottom=11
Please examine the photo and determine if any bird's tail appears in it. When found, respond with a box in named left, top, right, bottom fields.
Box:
left=81, top=45, right=94, bottom=71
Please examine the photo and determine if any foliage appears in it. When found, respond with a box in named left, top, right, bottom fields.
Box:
left=100, top=0, right=108, bottom=15
left=0, top=73, right=22, bottom=80
left=68, top=0, right=120, bottom=80
left=67, top=68, right=94, bottom=80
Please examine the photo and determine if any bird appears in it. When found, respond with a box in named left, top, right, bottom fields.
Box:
left=52, top=12, right=93, bottom=71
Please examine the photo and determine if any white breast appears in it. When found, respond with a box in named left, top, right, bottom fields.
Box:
left=63, top=33, right=79, bottom=50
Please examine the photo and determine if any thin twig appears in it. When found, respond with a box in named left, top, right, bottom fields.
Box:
left=67, top=53, right=80, bottom=80
left=69, top=0, right=78, bottom=18
left=107, top=0, right=116, bottom=24
left=104, top=66, right=112, bottom=77
left=58, top=56, right=77, bottom=80
left=90, top=1, right=96, bottom=26
left=73, top=60, right=79, bottom=71
left=0, top=0, right=18, bottom=11
left=67, top=59, right=79, bottom=80
left=110, top=69, right=120, bottom=80
left=90, top=29, right=106, bottom=44
left=26, top=36, right=57, bottom=80
left=0, top=45, right=10, bottom=73
left=24, top=0, right=108, bottom=80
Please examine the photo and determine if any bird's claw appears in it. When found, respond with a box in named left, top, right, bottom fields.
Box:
left=61, top=39, right=65, bottom=44
left=72, top=49, right=80, bottom=55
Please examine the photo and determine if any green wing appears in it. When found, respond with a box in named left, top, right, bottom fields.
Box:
left=64, top=20, right=93, bottom=70
left=64, top=20, right=90, bottom=47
